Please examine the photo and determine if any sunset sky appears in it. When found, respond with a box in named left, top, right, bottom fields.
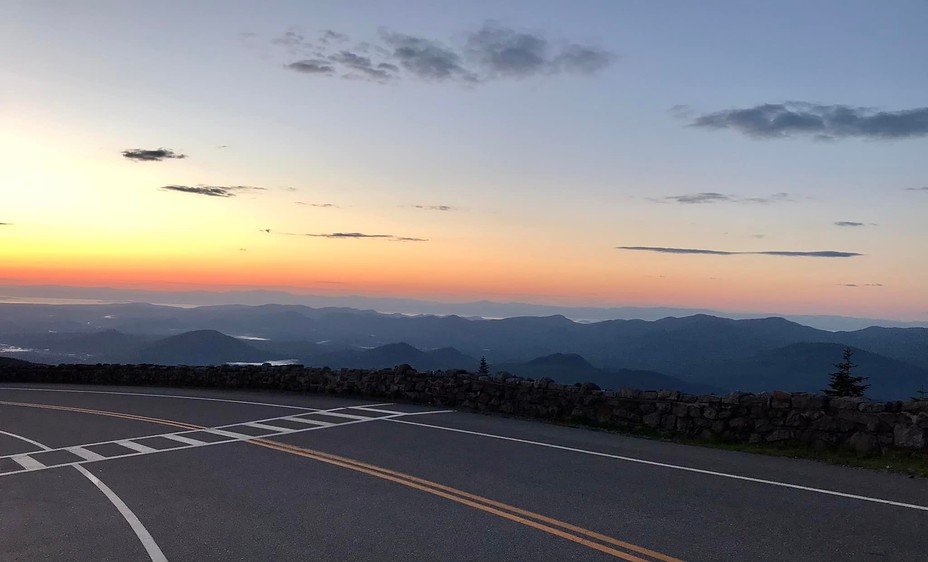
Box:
left=2, top=1, right=927, bottom=320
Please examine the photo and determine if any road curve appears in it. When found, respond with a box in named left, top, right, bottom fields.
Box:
left=1, top=384, right=926, bottom=561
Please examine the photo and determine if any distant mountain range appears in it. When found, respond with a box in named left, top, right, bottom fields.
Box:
left=1, top=303, right=926, bottom=400
left=2, top=284, right=926, bottom=331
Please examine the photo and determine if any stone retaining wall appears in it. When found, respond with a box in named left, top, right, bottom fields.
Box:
left=1, top=363, right=926, bottom=455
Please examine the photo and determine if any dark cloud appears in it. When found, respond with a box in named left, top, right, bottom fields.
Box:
left=122, top=148, right=187, bottom=162
left=465, top=22, right=613, bottom=78
left=413, top=205, right=454, bottom=211
left=841, top=283, right=883, bottom=288
left=320, top=30, right=349, bottom=44
left=330, top=50, right=395, bottom=82
left=304, top=232, right=427, bottom=242
left=0, top=222, right=10, bottom=226
left=287, top=59, right=335, bottom=74
left=466, top=23, right=548, bottom=77
left=381, top=31, right=476, bottom=82
left=160, top=185, right=265, bottom=197
left=617, top=246, right=861, bottom=258
left=658, top=192, right=792, bottom=205
left=834, top=221, right=866, bottom=227
left=553, top=44, right=614, bottom=74
left=690, top=102, right=928, bottom=140
left=277, top=23, right=614, bottom=85
left=905, top=187, right=928, bottom=192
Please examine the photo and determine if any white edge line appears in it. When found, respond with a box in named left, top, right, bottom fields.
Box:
left=386, top=419, right=928, bottom=512
left=73, top=465, right=169, bottom=562
left=0, top=429, right=51, bottom=451
left=0, top=429, right=168, bottom=561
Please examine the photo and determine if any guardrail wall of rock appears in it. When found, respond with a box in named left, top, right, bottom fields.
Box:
left=1, top=363, right=925, bottom=455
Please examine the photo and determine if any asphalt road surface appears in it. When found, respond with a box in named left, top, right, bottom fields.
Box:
left=1, top=384, right=926, bottom=561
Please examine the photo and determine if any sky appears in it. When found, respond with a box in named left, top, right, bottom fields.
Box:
left=1, top=1, right=927, bottom=320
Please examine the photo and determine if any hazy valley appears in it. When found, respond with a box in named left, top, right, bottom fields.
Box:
left=2, top=302, right=925, bottom=401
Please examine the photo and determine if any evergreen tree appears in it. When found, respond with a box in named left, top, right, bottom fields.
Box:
left=824, top=347, right=869, bottom=397
left=913, top=385, right=928, bottom=401
left=478, top=356, right=490, bottom=375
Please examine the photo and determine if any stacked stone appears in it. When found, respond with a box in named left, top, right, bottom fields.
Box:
left=1, top=363, right=925, bottom=455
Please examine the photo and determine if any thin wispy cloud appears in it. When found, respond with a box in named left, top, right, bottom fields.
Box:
left=657, top=192, right=793, bottom=205
left=296, top=202, right=338, bottom=208
left=272, top=22, right=615, bottom=85
left=689, top=102, right=928, bottom=140
left=0, top=222, right=11, bottom=226
left=160, top=185, right=266, bottom=197
left=905, top=187, right=928, bottom=192
left=841, top=283, right=883, bottom=288
left=306, top=232, right=428, bottom=242
left=122, top=148, right=187, bottom=161
left=413, top=205, right=455, bottom=211
left=834, top=221, right=866, bottom=227
left=617, top=246, right=861, bottom=258
left=269, top=230, right=427, bottom=242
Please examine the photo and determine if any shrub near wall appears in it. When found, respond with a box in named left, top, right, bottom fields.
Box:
left=1, top=363, right=926, bottom=455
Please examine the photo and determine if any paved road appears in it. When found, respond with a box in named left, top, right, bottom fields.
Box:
left=1, top=384, right=926, bottom=561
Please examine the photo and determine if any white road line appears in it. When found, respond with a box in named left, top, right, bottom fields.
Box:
left=0, top=409, right=455, bottom=478
left=389, top=409, right=455, bottom=417
left=315, top=411, right=371, bottom=421
left=117, top=440, right=157, bottom=454
left=205, top=429, right=253, bottom=440
left=66, top=446, right=106, bottom=462
left=161, top=434, right=205, bottom=446
left=0, top=387, right=322, bottom=411
left=0, top=403, right=422, bottom=465
left=0, top=429, right=49, bottom=450
left=281, top=416, right=334, bottom=427
left=73, top=465, right=168, bottom=562
left=349, top=406, right=406, bottom=415
left=388, top=419, right=928, bottom=512
left=0, top=429, right=168, bottom=561
left=244, top=422, right=294, bottom=432
left=12, top=454, right=45, bottom=470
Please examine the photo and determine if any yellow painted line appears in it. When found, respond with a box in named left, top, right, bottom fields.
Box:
left=1, top=400, right=681, bottom=561
left=252, top=438, right=655, bottom=562
left=256, top=440, right=683, bottom=562
left=0, top=400, right=200, bottom=431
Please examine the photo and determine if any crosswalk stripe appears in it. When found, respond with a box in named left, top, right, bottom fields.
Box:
left=12, top=455, right=44, bottom=470
left=161, top=434, right=206, bottom=446
left=244, top=422, right=293, bottom=432
left=282, top=416, right=334, bottom=427
left=350, top=406, right=406, bottom=415
left=66, top=446, right=106, bottom=462
left=205, top=428, right=253, bottom=440
left=315, top=411, right=370, bottom=421
left=116, top=440, right=158, bottom=454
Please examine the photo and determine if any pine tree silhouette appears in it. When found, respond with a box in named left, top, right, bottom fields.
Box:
left=824, top=347, right=869, bottom=397
left=478, top=356, right=490, bottom=375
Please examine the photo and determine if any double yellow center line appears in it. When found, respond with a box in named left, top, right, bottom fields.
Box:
left=1, top=400, right=682, bottom=561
